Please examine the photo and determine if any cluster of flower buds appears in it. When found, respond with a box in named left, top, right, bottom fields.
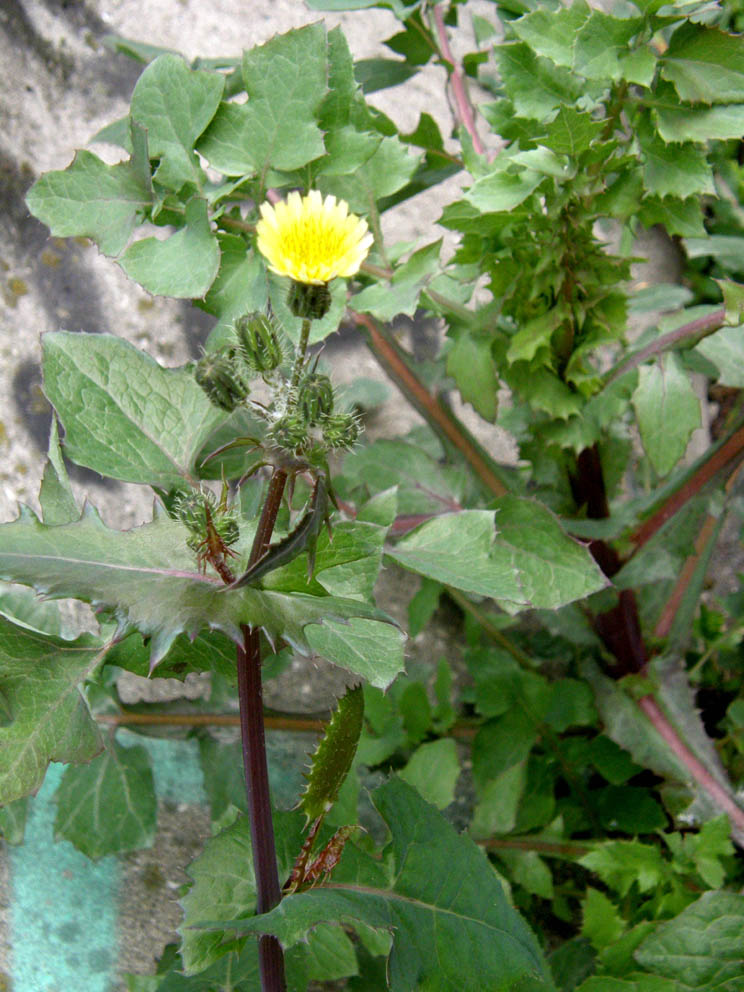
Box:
left=266, top=372, right=360, bottom=456
left=298, top=372, right=334, bottom=424
left=194, top=307, right=362, bottom=460
left=195, top=312, right=285, bottom=414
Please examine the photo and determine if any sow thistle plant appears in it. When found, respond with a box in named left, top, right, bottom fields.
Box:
left=5, top=1, right=744, bottom=990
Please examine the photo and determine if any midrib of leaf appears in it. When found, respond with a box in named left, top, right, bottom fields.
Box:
left=300, top=880, right=543, bottom=953
left=1, top=548, right=211, bottom=583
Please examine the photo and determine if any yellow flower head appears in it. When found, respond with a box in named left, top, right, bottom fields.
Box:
left=256, top=190, right=373, bottom=285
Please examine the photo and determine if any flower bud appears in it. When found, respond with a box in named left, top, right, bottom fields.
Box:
left=174, top=489, right=239, bottom=551
left=321, top=412, right=361, bottom=450
left=269, top=412, right=308, bottom=453
left=288, top=280, right=332, bottom=320
left=194, top=350, right=249, bottom=411
left=235, top=312, right=283, bottom=373
left=298, top=372, right=334, bottom=425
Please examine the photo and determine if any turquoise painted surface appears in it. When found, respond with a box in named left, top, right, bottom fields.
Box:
left=8, top=734, right=206, bottom=992
left=8, top=763, right=119, bottom=992
left=8, top=729, right=307, bottom=990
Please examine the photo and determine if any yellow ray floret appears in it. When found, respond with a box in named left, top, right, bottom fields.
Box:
left=256, top=190, right=374, bottom=285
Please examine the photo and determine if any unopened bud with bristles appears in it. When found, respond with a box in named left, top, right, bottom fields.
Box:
left=288, top=281, right=332, bottom=320
left=321, top=412, right=361, bottom=449
left=298, top=373, right=334, bottom=425
left=269, top=412, right=308, bottom=454
left=234, top=312, right=283, bottom=373
left=194, top=349, right=250, bottom=412
left=173, top=488, right=239, bottom=551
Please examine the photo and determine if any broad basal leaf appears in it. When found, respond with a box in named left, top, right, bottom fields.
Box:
left=42, top=331, right=224, bottom=487
left=130, top=53, right=224, bottom=190
left=201, top=778, right=553, bottom=992
left=387, top=497, right=608, bottom=612
left=25, top=150, right=151, bottom=256
left=0, top=616, right=107, bottom=803
left=54, top=736, right=157, bottom=859
left=0, top=508, right=404, bottom=687
left=632, top=352, right=701, bottom=476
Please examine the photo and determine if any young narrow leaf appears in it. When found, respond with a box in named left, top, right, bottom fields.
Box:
left=39, top=419, right=78, bottom=526
left=230, top=476, right=330, bottom=590
left=301, top=684, right=364, bottom=823
left=54, top=738, right=157, bottom=859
